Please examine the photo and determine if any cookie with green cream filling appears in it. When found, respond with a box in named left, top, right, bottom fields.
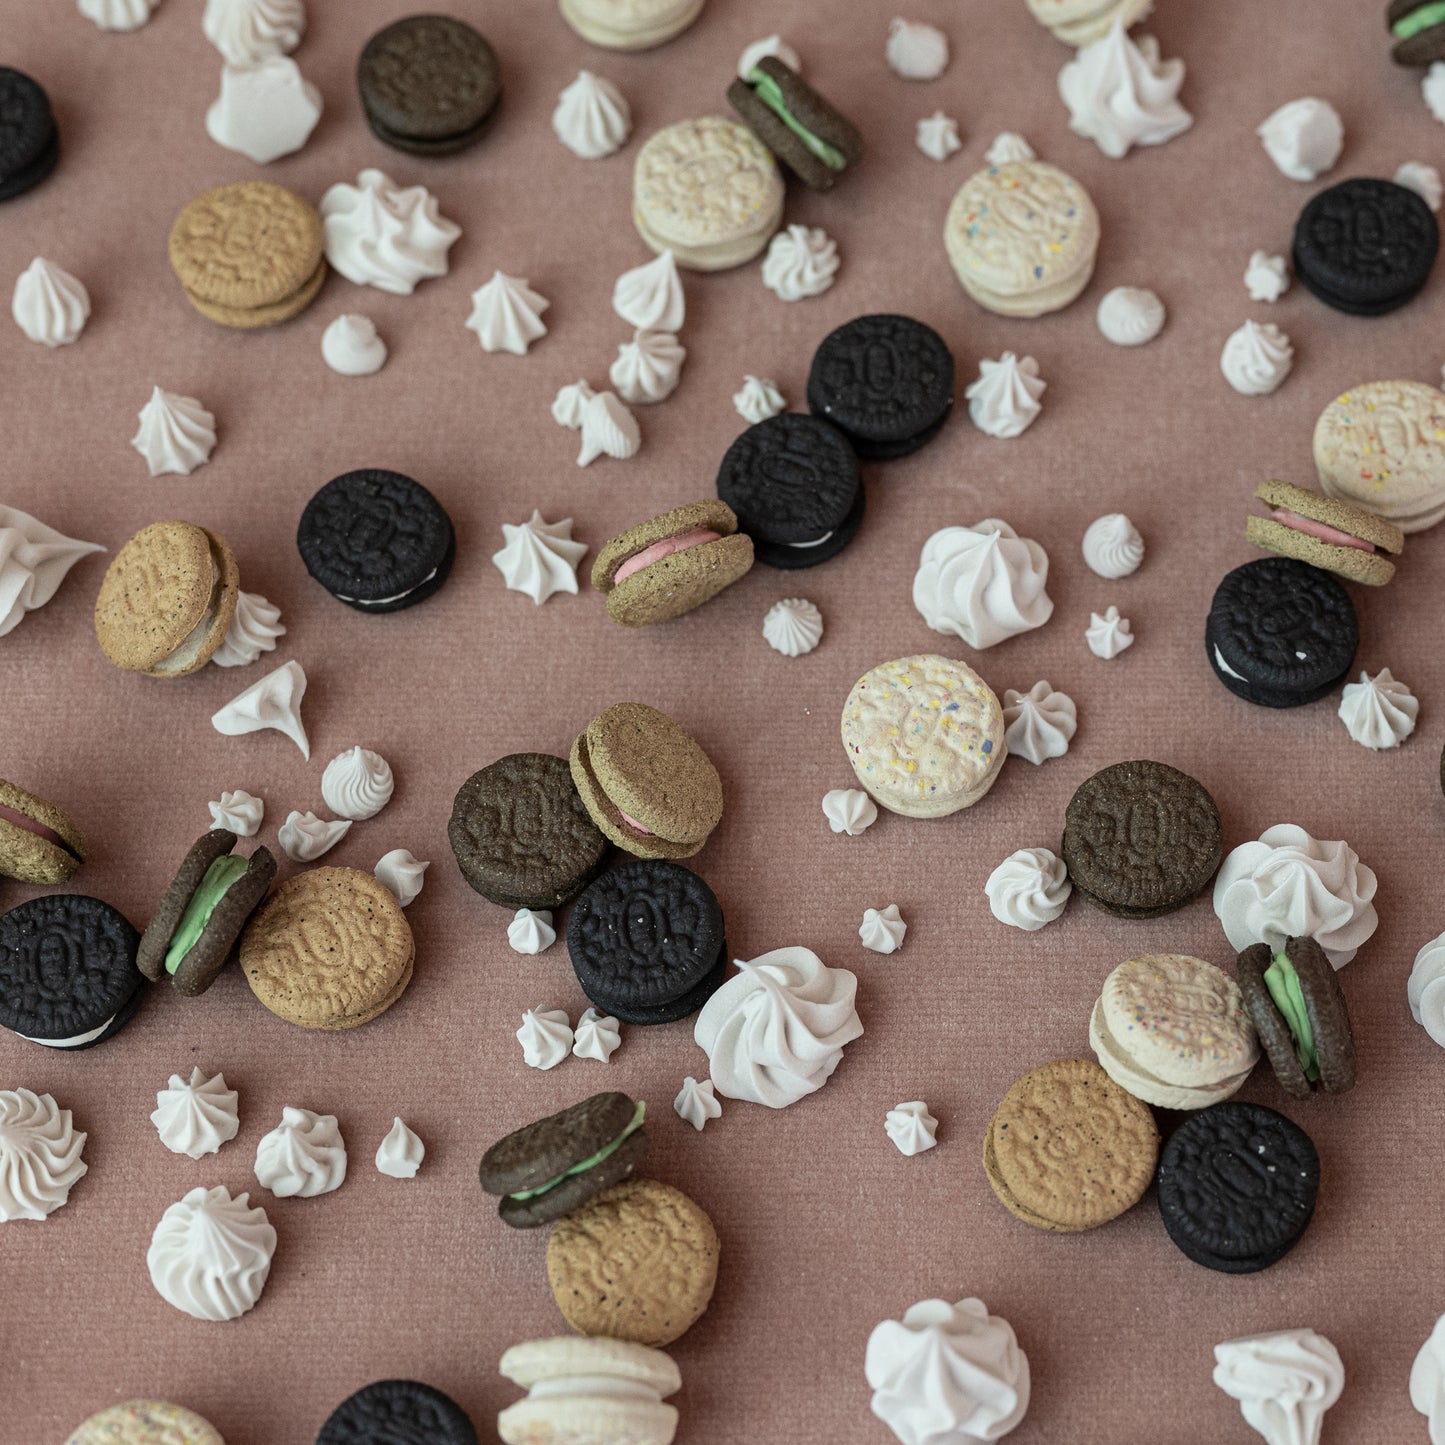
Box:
left=137, top=829, right=276, bottom=997
left=1388, top=0, right=1445, bottom=65
left=1236, top=936, right=1356, bottom=1098
left=727, top=56, right=863, bottom=192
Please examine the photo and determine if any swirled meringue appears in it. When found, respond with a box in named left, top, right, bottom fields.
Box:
left=763, top=597, right=822, bottom=656
left=211, top=590, right=284, bottom=668
left=985, top=847, right=1072, bottom=931
left=1246, top=251, right=1290, bottom=302
left=517, top=1008, right=573, bottom=1070
left=375, top=849, right=428, bottom=907
left=204, top=0, right=305, bottom=65
left=735, top=375, right=786, bottom=424
left=866, top=1298, right=1030, bottom=1445
left=613, top=250, right=684, bottom=333
left=739, top=35, right=801, bottom=78
left=130, top=386, right=217, bottom=477
left=1213, top=1329, right=1344, bottom=1445
left=1426, top=62, right=1445, bottom=124
left=254, top=1108, right=345, bottom=1198
left=509, top=908, right=556, bottom=955
left=466, top=272, right=550, bottom=355
left=375, top=1117, right=424, bottom=1179
left=1412, top=1314, right=1445, bottom=1443
left=493, top=511, right=587, bottom=604
left=913, top=520, right=1054, bottom=649
left=762, top=224, right=840, bottom=301
left=823, top=788, right=878, bottom=836
left=79, top=0, right=157, bottom=31
left=12, top=258, right=90, bottom=347
left=610, top=329, right=685, bottom=403
left=321, top=747, right=394, bottom=820
left=147, top=1185, right=275, bottom=1321
left=1085, top=605, right=1134, bottom=658
left=1257, top=98, right=1343, bottom=181
left=0, top=505, right=104, bottom=639
left=577, top=391, right=641, bottom=466
left=206, top=57, right=322, bottom=166
left=887, top=19, right=949, bottom=80
left=322, top=314, right=387, bottom=376
left=1338, top=668, right=1417, bottom=750
left=278, top=810, right=350, bottom=862
left=212, top=661, right=310, bottom=758
left=675, top=1076, right=722, bottom=1131
left=553, top=71, right=631, bottom=159
left=321, top=169, right=461, bottom=296
left=916, top=111, right=961, bottom=161
left=1002, top=681, right=1077, bottom=765
left=860, top=904, right=907, bottom=955
left=1397, top=161, right=1443, bottom=211
left=966, top=353, right=1045, bottom=438
left=0, top=1089, right=87, bottom=1221
left=1059, top=21, right=1192, bottom=160
left=1409, top=933, right=1445, bottom=1048
left=985, top=131, right=1035, bottom=164
left=1222, top=319, right=1294, bottom=396
left=209, top=789, right=263, bottom=836
left=151, top=1068, right=240, bottom=1160
left=572, top=1007, right=622, bottom=1062
left=1082, top=514, right=1144, bottom=578
left=551, top=380, right=595, bottom=430
left=1213, top=824, right=1378, bottom=967
left=694, top=946, right=863, bottom=1109
left=1096, top=286, right=1165, bottom=346
left=885, top=1101, right=937, bottom=1156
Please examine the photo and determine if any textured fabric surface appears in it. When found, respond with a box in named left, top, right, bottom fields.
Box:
left=3, top=0, right=1444, bottom=1441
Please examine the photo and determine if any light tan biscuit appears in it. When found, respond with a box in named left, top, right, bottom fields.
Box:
left=186, top=258, right=326, bottom=330
left=0, top=778, right=85, bottom=884
left=560, top=0, right=704, bottom=49
left=1247, top=479, right=1403, bottom=585
left=66, top=1400, right=225, bottom=1445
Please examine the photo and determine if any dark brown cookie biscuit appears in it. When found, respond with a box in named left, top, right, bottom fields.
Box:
left=1236, top=937, right=1356, bottom=1097
left=728, top=56, right=862, bottom=192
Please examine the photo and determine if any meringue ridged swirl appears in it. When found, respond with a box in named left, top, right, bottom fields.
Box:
left=1002, top=681, right=1077, bottom=765
left=1408, top=932, right=1445, bottom=1048
left=985, top=847, right=1072, bottom=930
left=734, top=375, right=786, bottom=425
left=612, top=250, right=685, bottom=333
left=320, top=170, right=461, bottom=296
left=465, top=272, right=550, bottom=355
left=11, top=258, right=90, bottom=347
left=130, top=387, right=217, bottom=477
left=147, top=1185, right=276, bottom=1321
left=321, top=746, right=394, bottom=820
left=79, top=0, right=157, bottom=31
left=254, top=1108, right=347, bottom=1198
left=0, top=504, right=105, bottom=639
left=763, top=597, right=823, bottom=657
left=375, top=849, right=429, bottom=907
left=0, top=1089, right=88, bottom=1221
left=1212, top=1329, right=1344, bottom=1445
left=1058, top=22, right=1193, bottom=160
left=610, top=329, right=685, bottom=404
left=209, top=789, right=263, bottom=835
left=1338, top=668, right=1417, bottom=750
left=1221, top=320, right=1294, bottom=396
left=1082, top=513, right=1145, bottom=578
left=203, top=0, right=305, bottom=66
left=912, top=520, right=1053, bottom=649
left=492, top=512, right=587, bottom=605
left=150, top=1068, right=240, bottom=1160
left=552, top=70, right=632, bottom=160
left=761, top=224, right=839, bottom=301
left=211, top=590, right=285, bottom=668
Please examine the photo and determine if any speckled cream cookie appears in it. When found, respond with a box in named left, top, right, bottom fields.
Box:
left=633, top=116, right=784, bottom=270
left=546, top=1177, right=719, bottom=1346
left=66, top=1400, right=225, bottom=1445
left=239, top=867, right=414, bottom=1030
left=944, top=161, right=1100, bottom=318
left=840, top=655, right=1005, bottom=819
left=0, top=779, right=85, bottom=884
left=560, top=0, right=704, bottom=49
left=93, top=522, right=239, bottom=678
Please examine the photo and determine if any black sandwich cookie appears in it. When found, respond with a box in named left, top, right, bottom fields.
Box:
left=298, top=469, right=456, bottom=613
left=727, top=56, right=862, bottom=191
left=568, top=859, right=727, bottom=1025
left=0, top=68, right=59, bottom=204
left=1206, top=557, right=1358, bottom=708
left=1293, top=177, right=1439, bottom=316
left=317, top=1379, right=479, bottom=1445
left=807, top=314, right=955, bottom=460
left=716, top=413, right=863, bottom=569
left=449, top=754, right=610, bottom=910
left=1388, top=0, right=1445, bottom=65
left=1157, top=1101, right=1320, bottom=1274
left=479, top=1091, right=648, bottom=1229
left=137, top=830, right=276, bottom=998
left=357, top=15, right=502, bottom=157
left=0, top=894, right=144, bottom=1049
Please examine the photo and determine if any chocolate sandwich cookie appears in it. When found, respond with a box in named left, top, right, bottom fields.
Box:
left=357, top=15, right=502, bottom=157
left=298, top=469, right=455, bottom=613
left=137, top=830, right=276, bottom=997
left=0, top=68, right=59, bottom=203
left=1237, top=937, right=1357, bottom=1098
left=1206, top=557, right=1359, bottom=708
left=0, top=779, right=85, bottom=884
left=716, top=413, right=863, bottom=569
left=1389, top=0, right=1445, bottom=63
left=479, top=1091, right=648, bottom=1229
left=806, top=315, right=955, bottom=460
left=1247, top=479, right=1404, bottom=586
left=66, top=1401, right=224, bottom=1445
left=1157, top=1100, right=1320, bottom=1273
left=727, top=56, right=863, bottom=192
left=593, top=501, right=754, bottom=627
left=449, top=754, right=609, bottom=910
left=317, top=1379, right=479, bottom=1445
left=94, top=522, right=240, bottom=678
left=1293, top=178, right=1439, bottom=316
left=0, top=894, right=144, bottom=1049
left=571, top=703, right=723, bottom=860
left=1062, top=761, right=1223, bottom=919
left=568, top=858, right=726, bottom=1024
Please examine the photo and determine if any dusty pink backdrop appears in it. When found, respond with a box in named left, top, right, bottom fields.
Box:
left=4, top=0, right=1445, bottom=1440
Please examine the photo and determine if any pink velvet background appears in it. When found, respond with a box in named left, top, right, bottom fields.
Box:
left=5, top=0, right=1445, bottom=1440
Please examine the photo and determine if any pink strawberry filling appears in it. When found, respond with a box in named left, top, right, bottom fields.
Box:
left=1269, top=508, right=1373, bottom=553
left=617, top=808, right=654, bottom=836
left=0, top=803, right=67, bottom=850
left=613, top=528, right=722, bottom=585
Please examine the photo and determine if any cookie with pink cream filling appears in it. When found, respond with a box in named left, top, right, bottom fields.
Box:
left=0, top=779, right=85, bottom=885
left=592, top=500, right=753, bottom=627
left=1246, top=479, right=1403, bottom=586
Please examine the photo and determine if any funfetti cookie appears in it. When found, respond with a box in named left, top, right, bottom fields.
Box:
left=1247, top=479, right=1404, bottom=585
left=727, top=56, right=863, bottom=192
left=592, top=501, right=753, bottom=627
left=317, top=1380, right=479, bottom=1445
left=0, top=67, right=59, bottom=203
left=560, top=0, right=704, bottom=51
left=65, top=1401, right=225, bottom=1445
left=94, top=522, right=239, bottom=678
left=632, top=117, right=784, bottom=270
left=945, top=161, right=1100, bottom=318
left=0, top=779, right=85, bottom=884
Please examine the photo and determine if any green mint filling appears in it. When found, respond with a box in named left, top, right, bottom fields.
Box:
left=1263, top=953, right=1320, bottom=1082
left=1394, top=1, right=1445, bottom=38
left=747, top=68, right=847, bottom=171
left=509, top=1101, right=646, bottom=1202
left=164, top=854, right=250, bottom=975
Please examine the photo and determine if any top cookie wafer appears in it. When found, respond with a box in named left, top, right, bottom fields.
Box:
left=358, top=15, right=501, bottom=146
left=66, top=1400, right=225, bottom=1445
